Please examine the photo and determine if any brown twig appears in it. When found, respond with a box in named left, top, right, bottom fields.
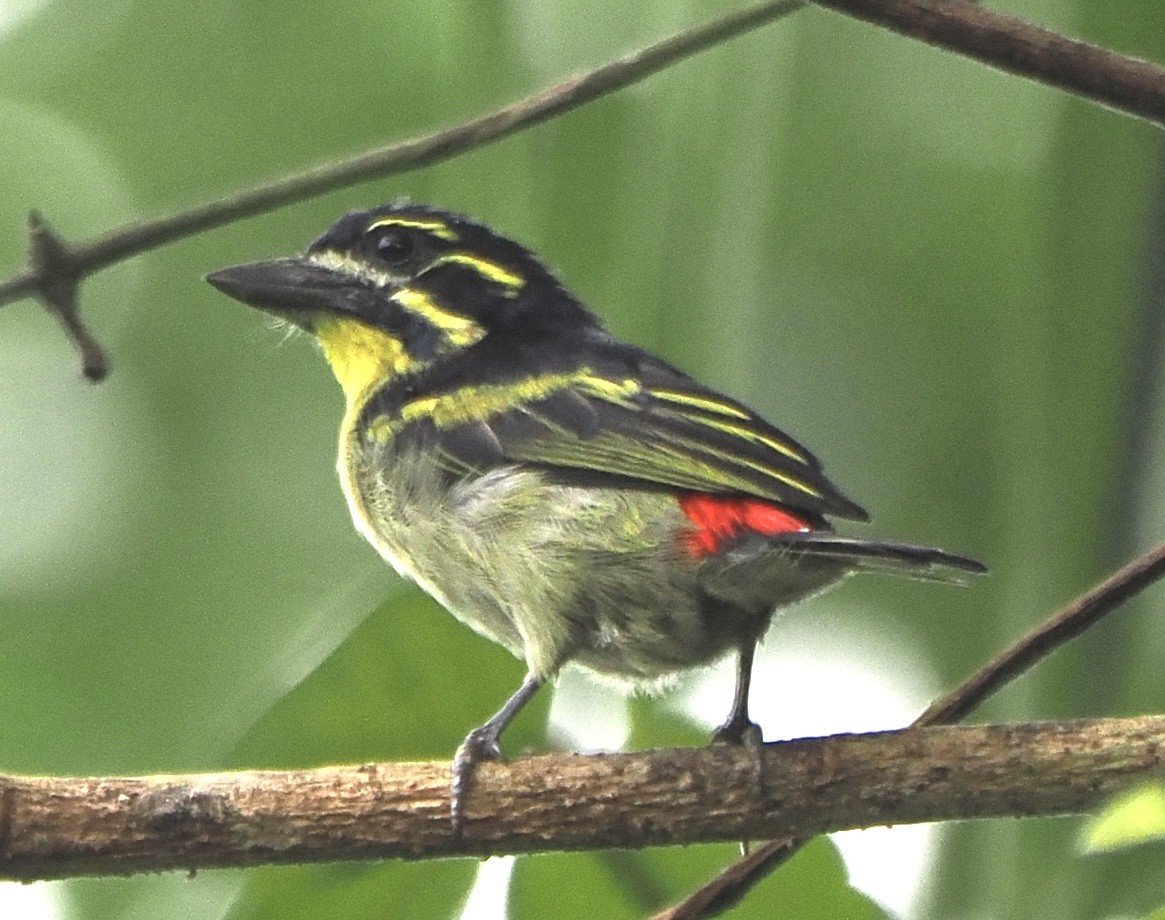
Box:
left=917, top=542, right=1165, bottom=726
left=5, top=1, right=1165, bottom=380
left=810, top=0, right=1165, bottom=123
left=0, top=716, right=1161, bottom=883
left=0, top=0, right=806, bottom=377
left=25, top=212, right=107, bottom=380
left=652, top=540, right=1165, bottom=919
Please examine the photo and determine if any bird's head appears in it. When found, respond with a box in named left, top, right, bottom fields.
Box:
left=207, top=203, right=591, bottom=406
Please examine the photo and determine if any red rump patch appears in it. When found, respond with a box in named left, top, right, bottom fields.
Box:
left=678, top=492, right=812, bottom=559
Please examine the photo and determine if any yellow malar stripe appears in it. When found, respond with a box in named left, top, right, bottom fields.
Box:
left=649, top=388, right=752, bottom=420
left=398, top=371, right=581, bottom=428
left=428, top=253, right=525, bottom=290
left=366, top=216, right=459, bottom=241
left=391, top=288, right=484, bottom=347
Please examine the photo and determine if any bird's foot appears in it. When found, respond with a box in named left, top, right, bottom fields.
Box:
left=711, top=715, right=766, bottom=851
left=451, top=724, right=504, bottom=834
left=711, top=716, right=765, bottom=783
left=711, top=716, right=764, bottom=749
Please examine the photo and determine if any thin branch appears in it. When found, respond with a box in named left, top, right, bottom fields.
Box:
left=0, top=716, right=1162, bottom=883
left=0, top=0, right=806, bottom=377
left=811, top=0, right=1165, bottom=124
left=918, top=541, right=1165, bottom=726
left=5, top=1, right=1165, bottom=380
left=654, top=541, right=1165, bottom=919
left=25, top=211, right=107, bottom=380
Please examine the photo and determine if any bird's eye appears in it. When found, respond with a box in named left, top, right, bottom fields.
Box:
left=371, top=229, right=415, bottom=265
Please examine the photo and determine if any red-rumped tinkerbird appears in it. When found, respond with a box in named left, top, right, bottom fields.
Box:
left=207, top=203, right=984, bottom=827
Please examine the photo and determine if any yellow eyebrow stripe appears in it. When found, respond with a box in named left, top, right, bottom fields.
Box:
left=429, top=253, right=525, bottom=290
left=366, top=217, right=459, bottom=241
left=391, top=288, right=484, bottom=347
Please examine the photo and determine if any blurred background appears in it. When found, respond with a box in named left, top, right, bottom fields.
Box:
left=2, top=1, right=1164, bottom=918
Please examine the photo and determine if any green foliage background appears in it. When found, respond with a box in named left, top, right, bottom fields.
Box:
left=2, top=1, right=1165, bottom=917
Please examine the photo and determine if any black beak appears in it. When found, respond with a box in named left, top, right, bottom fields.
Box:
left=206, top=257, right=364, bottom=323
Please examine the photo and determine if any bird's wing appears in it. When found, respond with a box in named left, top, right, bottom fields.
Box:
left=378, top=349, right=867, bottom=522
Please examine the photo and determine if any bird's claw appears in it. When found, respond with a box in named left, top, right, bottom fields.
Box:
left=711, top=716, right=765, bottom=853
left=711, top=717, right=763, bottom=749
left=711, top=716, right=765, bottom=777
left=450, top=726, right=504, bottom=833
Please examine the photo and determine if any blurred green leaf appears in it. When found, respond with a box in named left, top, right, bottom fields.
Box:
left=227, top=862, right=472, bottom=920
left=229, top=590, right=547, bottom=769
left=1080, top=784, right=1165, bottom=856
left=510, top=837, right=890, bottom=919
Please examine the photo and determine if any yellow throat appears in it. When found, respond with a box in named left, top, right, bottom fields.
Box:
left=312, top=315, right=412, bottom=416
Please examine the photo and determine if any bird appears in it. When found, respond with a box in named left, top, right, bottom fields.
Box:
left=207, top=202, right=984, bottom=827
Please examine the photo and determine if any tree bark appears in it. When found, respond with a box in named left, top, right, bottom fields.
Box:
left=1, top=715, right=1161, bottom=882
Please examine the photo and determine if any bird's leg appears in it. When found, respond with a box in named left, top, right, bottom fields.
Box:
left=711, top=641, right=763, bottom=748
left=711, top=642, right=765, bottom=853
left=451, top=672, right=543, bottom=832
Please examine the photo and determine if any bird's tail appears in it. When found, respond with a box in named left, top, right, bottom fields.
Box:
left=779, top=533, right=986, bottom=583
left=700, top=533, right=985, bottom=612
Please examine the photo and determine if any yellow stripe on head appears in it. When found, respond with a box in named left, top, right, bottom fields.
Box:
left=391, top=288, right=485, bottom=348
left=427, top=253, right=525, bottom=291
left=366, top=217, right=460, bottom=241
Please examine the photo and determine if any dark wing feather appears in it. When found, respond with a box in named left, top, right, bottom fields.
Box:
left=379, top=340, right=867, bottom=522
